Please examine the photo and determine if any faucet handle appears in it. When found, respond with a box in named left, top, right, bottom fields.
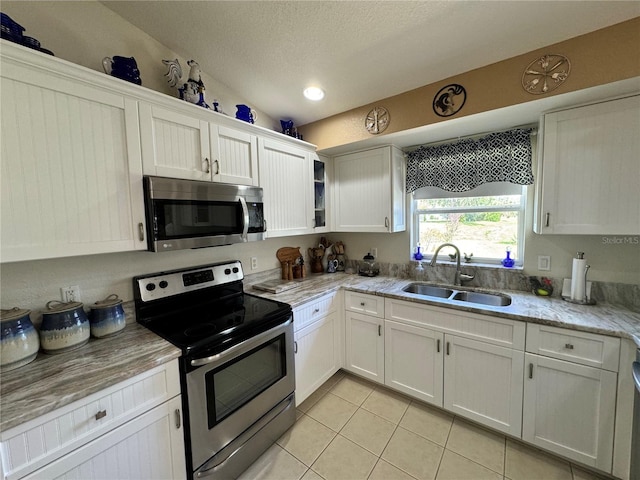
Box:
left=459, top=273, right=475, bottom=284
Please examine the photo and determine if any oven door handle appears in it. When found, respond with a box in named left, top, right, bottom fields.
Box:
left=190, top=318, right=292, bottom=367
left=239, top=197, right=249, bottom=241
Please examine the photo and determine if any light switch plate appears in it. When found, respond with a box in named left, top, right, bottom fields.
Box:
left=537, top=255, right=551, bottom=271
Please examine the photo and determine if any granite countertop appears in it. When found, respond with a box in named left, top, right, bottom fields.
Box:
left=245, top=272, right=640, bottom=346
left=2, top=272, right=638, bottom=434
left=0, top=322, right=181, bottom=432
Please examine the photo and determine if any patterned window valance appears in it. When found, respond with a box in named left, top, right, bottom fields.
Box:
left=406, top=128, right=535, bottom=194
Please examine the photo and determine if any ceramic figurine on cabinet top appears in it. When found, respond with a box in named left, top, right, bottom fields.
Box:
left=162, top=58, right=215, bottom=110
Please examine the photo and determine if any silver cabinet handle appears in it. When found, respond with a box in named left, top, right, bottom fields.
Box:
left=545, top=212, right=550, bottom=227
left=313, top=308, right=320, bottom=314
left=437, top=339, right=441, bottom=353
left=214, top=159, right=220, bottom=175
left=529, top=363, right=534, bottom=379
left=95, top=410, right=107, bottom=421
left=204, top=157, right=210, bottom=173
left=565, top=343, right=574, bottom=350
left=385, top=217, right=389, bottom=228
left=175, top=409, right=181, bottom=429
left=138, top=222, right=145, bottom=242
left=294, top=341, right=298, bottom=354
left=378, top=325, right=382, bottom=336
left=360, top=302, right=365, bottom=306
left=446, top=342, right=450, bottom=355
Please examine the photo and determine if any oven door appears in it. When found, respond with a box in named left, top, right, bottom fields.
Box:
left=185, top=316, right=295, bottom=474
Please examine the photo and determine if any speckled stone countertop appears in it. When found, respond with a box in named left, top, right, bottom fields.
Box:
left=245, top=272, right=640, bottom=347
left=0, top=322, right=180, bottom=432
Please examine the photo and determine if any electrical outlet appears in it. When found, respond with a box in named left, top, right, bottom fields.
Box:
left=60, top=285, right=81, bottom=303
left=371, top=248, right=378, bottom=258
left=537, top=255, right=551, bottom=271
left=250, top=257, right=258, bottom=270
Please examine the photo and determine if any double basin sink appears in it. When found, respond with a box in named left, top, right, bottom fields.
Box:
left=403, top=283, right=512, bottom=307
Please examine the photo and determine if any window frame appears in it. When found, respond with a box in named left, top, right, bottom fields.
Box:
left=411, top=186, right=527, bottom=266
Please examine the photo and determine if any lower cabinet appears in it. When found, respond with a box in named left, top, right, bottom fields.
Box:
left=522, top=324, right=620, bottom=471
left=293, top=292, right=343, bottom=405
left=344, top=311, right=385, bottom=383
left=0, top=361, right=185, bottom=480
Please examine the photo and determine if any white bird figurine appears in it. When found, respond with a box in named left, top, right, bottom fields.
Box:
left=162, top=58, right=211, bottom=109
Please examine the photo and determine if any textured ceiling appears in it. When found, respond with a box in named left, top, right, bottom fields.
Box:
left=101, top=1, right=640, bottom=126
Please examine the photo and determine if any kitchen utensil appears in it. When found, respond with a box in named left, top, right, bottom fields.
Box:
left=89, top=294, right=126, bottom=338
left=40, top=301, right=90, bottom=354
left=0, top=307, right=39, bottom=371
left=308, top=247, right=325, bottom=274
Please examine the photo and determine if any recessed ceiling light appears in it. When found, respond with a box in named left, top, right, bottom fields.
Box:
left=303, top=86, right=325, bottom=101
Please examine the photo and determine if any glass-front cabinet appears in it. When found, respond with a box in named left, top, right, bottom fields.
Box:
left=313, top=154, right=330, bottom=231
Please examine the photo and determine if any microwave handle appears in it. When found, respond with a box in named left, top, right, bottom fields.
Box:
left=239, top=197, right=249, bottom=241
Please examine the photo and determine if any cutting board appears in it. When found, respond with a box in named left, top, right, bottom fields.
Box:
left=253, top=279, right=300, bottom=294
left=276, top=247, right=301, bottom=264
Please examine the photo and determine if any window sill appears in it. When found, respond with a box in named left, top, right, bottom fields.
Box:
left=411, top=259, right=524, bottom=271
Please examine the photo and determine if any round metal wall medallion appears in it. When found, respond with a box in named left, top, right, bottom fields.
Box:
left=522, top=54, right=571, bottom=95
left=365, top=106, right=390, bottom=134
left=433, top=84, right=466, bottom=117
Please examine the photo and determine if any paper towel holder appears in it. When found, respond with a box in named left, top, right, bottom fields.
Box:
left=562, top=263, right=597, bottom=305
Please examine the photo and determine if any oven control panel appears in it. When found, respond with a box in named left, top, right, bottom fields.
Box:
left=134, top=261, right=244, bottom=302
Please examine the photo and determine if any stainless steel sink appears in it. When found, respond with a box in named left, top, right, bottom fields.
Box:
left=402, top=283, right=454, bottom=298
left=451, top=291, right=512, bottom=306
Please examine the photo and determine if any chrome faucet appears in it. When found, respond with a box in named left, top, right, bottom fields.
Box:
left=429, top=243, right=475, bottom=286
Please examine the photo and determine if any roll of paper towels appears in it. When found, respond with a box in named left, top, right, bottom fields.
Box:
left=571, top=257, right=587, bottom=301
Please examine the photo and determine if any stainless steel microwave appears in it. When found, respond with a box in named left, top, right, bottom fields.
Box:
left=143, top=176, right=266, bottom=252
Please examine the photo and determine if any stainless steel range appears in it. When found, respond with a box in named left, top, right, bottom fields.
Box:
left=134, top=261, right=295, bottom=479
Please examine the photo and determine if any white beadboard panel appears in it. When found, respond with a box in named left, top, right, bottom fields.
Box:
left=0, top=77, right=143, bottom=261
left=385, top=320, right=444, bottom=406
left=444, top=335, right=524, bottom=436
left=0, top=362, right=179, bottom=480
left=526, top=323, right=620, bottom=371
left=385, top=299, right=525, bottom=350
left=22, top=396, right=185, bottom=480
left=212, top=126, right=258, bottom=186
left=259, top=139, right=312, bottom=237
left=523, top=354, right=617, bottom=471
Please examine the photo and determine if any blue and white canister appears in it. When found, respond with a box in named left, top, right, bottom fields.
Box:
left=40, top=301, right=90, bottom=354
left=89, top=294, right=126, bottom=338
left=0, top=308, right=39, bottom=371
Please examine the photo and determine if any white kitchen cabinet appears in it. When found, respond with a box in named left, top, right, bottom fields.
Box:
left=523, top=325, right=619, bottom=471
left=139, top=104, right=259, bottom=186
left=385, top=320, right=443, bottom=405
left=444, top=334, right=524, bottom=437
left=0, top=361, right=185, bottom=480
left=535, top=95, right=640, bottom=234
left=0, top=44, right=147, bottom=262
left=258, top=138, right=315, bottom=237
left=293, top=292, right=343, bottom=405
left=332, top=146, right=406, bottom=233
left=312, top=154, right=331, bottom=232
left=344, top=310, right=384, bottom=383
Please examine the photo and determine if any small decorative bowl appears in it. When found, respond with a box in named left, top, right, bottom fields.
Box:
left=0, top=308, right=39, bottom=371
left=89, top=294, right=126, bottom=338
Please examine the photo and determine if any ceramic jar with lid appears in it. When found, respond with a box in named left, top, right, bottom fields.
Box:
left=89, top=294, right=126, bottom=338
left=0, top=308, right=40, bottom=371
left=40, top=301, right=90, bottom=354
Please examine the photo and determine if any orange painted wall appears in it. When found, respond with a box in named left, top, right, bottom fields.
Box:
left=299, top=17, right=640, bottom=150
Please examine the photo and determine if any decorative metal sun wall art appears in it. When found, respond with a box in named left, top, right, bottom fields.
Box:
left=432, top=84, right=467, bottom=117
left=365, top=106, right=390, bottom=134
left=522, top=54, right=571, bottom=95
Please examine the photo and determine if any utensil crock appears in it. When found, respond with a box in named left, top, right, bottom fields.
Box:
left=40, top=301, right=90, bottom=354
left=0, top=308, right=39, bottom=371
left=89, top=294, right=126, bottom=338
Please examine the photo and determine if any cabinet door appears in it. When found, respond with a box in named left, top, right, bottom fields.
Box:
left=210, top=125, right=258, bottom=186
left=139, top=103, right=211, bottom=181
left=444, top=335, right=524, bottom=437
left=385, top=320, right=443, bottom=406
left=23, top=396, right=186, bottom=480
left=523, top=353, right=617, bottom=471
left=258, top=138, right=313, bottom=237
left=294, top=312, right=341, bottom=405
left=312, top=153, right=330, bottom=232
left=344, top=311, right=384, bottom=383
left=0, top=75, right=146, bottom=262
left=536, top=95, right=640, bottom=234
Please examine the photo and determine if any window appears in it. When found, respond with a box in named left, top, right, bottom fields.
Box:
left=413, top=183, right=526, bottom=265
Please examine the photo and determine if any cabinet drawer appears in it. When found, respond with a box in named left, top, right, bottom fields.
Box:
left=0, top=360, right=180, bottom=480
left=345, top=291, right=384, bottom=318
left=293, top=291, right=339, bottom=332
left=526, top=324, right=620, bottom=372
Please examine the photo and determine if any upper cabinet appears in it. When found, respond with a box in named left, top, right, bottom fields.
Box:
left=139, top=103, right=259, bottom=186
left=332, top=146, right=406, bottom=233
left=0, top=43, right=147, bottom=262
left=535, top=95, right=640, bottom=235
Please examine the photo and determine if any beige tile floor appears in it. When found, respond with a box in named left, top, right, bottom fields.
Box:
left=238, top=371, right=612, bottom=480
